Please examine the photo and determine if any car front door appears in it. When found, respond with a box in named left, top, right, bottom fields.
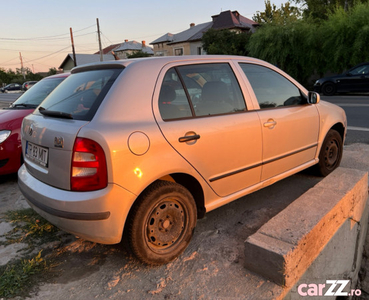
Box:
left=339, top=64, right=369, bottom=92
left=155, top=62, right=262, bottom=197
left=239, top=63, right=320, bottom=181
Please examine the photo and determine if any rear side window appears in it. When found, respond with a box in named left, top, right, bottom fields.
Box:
left=159, top=63, right=246, bottom=120
left=38, top=69, right=123, bottom=121
left=240, top=64, right=305, bottom=109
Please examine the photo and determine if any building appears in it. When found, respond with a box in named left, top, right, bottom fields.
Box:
left=59, top=53, right=116, bottom=73
left=95, top=40, right=154, bottom=59
left=150, top=10, right=259, bottom=56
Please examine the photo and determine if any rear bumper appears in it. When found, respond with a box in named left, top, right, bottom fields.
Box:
left=18, top=164, right=137, bottom=244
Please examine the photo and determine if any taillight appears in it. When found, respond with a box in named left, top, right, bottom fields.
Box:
left=71, top=137, right=107, bottom=191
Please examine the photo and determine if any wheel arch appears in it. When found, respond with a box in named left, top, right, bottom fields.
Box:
left=317, top=122, right=345, bottom=155
left=330, top=122, right=345, bottom=142
left=128, top=173, right=206, bottom=220
left=168, top=173, right=206, bottom=219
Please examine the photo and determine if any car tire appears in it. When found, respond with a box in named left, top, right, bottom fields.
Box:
left=315, top=129, right=343, bottom=177
left=128, top=180, right=197, bottom=265
left=321, top=82, right=336, bottom=96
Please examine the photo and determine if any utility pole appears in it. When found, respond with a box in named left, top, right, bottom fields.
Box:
left=97, top=18, right=103, bottom=62
left=70, top=27, right=77, bottom=67
left=19, top=52, right=25, bottom=80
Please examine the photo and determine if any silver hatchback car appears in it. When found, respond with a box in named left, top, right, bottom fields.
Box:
left=18, top=56, right=346, bottom=265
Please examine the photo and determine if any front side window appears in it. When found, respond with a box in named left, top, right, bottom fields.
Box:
left=350, top=64, right=369, bottom=75
left=158, top=63, right=246, bottom=120
left=240, top=64, right=305, bottom=109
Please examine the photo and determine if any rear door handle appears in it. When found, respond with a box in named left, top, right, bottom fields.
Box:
left=263, top=119, right=277, bottom=129
left=178, top=134, right=200, bottom=143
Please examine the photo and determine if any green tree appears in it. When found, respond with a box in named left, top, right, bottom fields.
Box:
left=253, top=0, right=301, bottom=25
left=201, top=29, right=252, bottom=56
left=47, top=68, right=57, bottom=76
left=0, top=68, right=10, bottom=86
left=318, top=3, right=369, bottom=72
left=294, top=0, right=369, bottom=20
left=248, top=20, right=316, bottom=85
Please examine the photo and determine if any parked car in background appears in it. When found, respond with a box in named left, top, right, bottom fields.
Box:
left=22, top=81, right=38, bottom=91
left=1, top=83, right=22, bottom=93
left=18, top=56, right=346, bottom=265
left=0, top=73, right=69, bottom=176
left=314, top=62, right=369, bottom=96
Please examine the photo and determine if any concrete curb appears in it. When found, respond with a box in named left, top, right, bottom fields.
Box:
left=244, top=167, right=368, bottom=292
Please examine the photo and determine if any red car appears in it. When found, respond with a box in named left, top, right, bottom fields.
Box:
left=0, top=73, right=69, bottom=176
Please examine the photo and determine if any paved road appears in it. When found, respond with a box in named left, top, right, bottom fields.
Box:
left=0, top=92, right=22, bottom=103
left=322, top=94, right=369, bottom=144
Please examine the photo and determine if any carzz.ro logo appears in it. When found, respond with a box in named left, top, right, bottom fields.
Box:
left=298, top=280, right=361, bottom=297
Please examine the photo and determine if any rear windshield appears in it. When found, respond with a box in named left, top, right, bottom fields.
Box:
left=37, top=69, right=123, bottom=121
left=11, top=77, right=65, bottom=108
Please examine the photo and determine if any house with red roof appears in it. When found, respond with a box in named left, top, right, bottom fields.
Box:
left=150, top=10, right=259, bottom=56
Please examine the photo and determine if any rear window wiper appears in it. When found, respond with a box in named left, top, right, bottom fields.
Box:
left=11, top=103, right=38, bottom=109
left=38, top=106, right=73, bottom=119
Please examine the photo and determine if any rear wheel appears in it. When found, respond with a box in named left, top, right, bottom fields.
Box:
left=128, top=181, right=197, bottom=265
left=321, top=82, right=336, bottom=96
left=316, top=129, right=343, bottom=176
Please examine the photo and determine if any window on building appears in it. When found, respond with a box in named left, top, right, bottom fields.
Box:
left=174, top=48, right=184, bottom=56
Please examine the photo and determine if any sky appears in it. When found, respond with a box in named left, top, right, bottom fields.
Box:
left=0, top=0, right=287, bottom=73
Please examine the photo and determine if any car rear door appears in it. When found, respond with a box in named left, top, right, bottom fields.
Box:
left=154, top=62, right=262, bottom=197
left=239, top=63, right=319, bottom=181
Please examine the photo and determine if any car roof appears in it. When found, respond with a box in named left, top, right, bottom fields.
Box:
left=71, top=55, right=267, bottom=74
left=41, top=72, right=70, bottom=80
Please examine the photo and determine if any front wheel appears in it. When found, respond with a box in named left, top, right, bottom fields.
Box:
left=128, top=181, right=197, bottom=265
left=321, top=82, right=336, bottom=96
left=316, top=129, right=343, bottom=176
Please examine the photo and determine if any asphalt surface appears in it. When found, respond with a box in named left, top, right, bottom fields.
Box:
left=321, top=94, right=369, bottom=145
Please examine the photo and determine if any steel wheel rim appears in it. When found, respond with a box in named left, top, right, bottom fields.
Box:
left=325, top=85, right=334, bottom=94
left=324, top=138, right=339, bottom=169
left=145, top=197, right=186, bottom=252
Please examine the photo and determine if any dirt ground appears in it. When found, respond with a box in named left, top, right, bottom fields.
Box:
left=0, top=103, right=369, bottom=299
left=0, top=171, right=325, bottom=299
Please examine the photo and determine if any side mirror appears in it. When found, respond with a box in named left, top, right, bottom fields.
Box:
left=308, top=91, right=320, bottom=104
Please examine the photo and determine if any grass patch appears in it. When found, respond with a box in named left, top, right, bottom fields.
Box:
left=0, top=209, right=70, bottom=297
left=1, top=208, right=60, bottom=249
left=0, top=251, right=50, bottom=298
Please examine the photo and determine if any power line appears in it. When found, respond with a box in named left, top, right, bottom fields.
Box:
left=0, top=24, right=95, bottom=41
left=0, top=56, right=19, bottom=65
left=21, top=46, right=70, bottom=64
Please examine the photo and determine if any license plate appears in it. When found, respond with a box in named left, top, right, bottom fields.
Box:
left=26, top=142, right=49, bottom=167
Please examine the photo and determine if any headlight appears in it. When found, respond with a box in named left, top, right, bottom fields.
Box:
left=0, top=130, right=11, bottom=144
left=314, top=80, right=321, bottom=86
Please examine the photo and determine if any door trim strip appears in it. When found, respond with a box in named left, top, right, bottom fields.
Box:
left=209, top=143, right=318, bottom=182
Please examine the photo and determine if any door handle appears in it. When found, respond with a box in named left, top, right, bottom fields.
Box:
left=263, top=119, right=277, bottom=129
left=178, top=134, right=200, bottom=143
